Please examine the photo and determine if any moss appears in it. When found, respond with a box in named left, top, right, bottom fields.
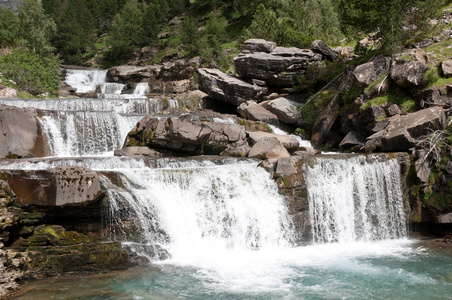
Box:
left=360, top=91, right=415, bottom=113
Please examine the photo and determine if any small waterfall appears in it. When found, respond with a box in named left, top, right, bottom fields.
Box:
left=132, top=82, right=150, bottom=96
left=98, top=83, right=125, bottom=98
left=64, top=69, right=107, bottom=94
left=305, top=156, right=407, bottom=243
left=39, top=111, right=143, bottom=156
left=105, top=161, right=295, bottom=261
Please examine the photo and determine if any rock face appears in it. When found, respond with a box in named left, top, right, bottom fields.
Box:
left=248, top=137, right=291, bottom=159
left=6, top=167, right=103, bottom=206
left=353, top=56, right=391, bottom=87
left=0, top=105, right=51, bottom=158
left=108, top=65, right=160, bottom=83
left=0, top=85, right=18, bottom=98
left=266, top=97, right=302, bottom=124
left=311, top=93, right=341, bottom=146
left=247, top=131, right=300, bottom=152
left=234, top=47, right=322, bottom=87
left=237, top=100, right=280, bottom=126
left=367, top=107, right=446, bottom=151
left=125, top=114, right=248, bottom=155
left=312, top=40, right=338, bottom=61
left=197, top=68, right=267, bottom=106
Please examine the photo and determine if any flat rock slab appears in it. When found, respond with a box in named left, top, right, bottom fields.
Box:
left=266, top=97, right=301, bottom=124
left=237, top=100, right=279, bottom=126
left=198, top=68, right=267, bottom=106
left=247, top=131, right=299, bottom=152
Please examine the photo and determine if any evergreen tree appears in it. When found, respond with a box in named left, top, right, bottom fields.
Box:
left=339, top=0, right=445, bottom=54
left=180, top=16, right=200, bottom=54
left=18, top=0, right=57, bottom=57
left=141, top=3, right=160, bottom=45
left=243, top=4, right=279, bottom=43
left=0, top=7, right=19, bottom=47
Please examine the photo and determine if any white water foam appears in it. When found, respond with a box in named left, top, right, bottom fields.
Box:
left=305, top=156, right=407, bottom=243
left=268, top=124, right=313, bottom=148
left=65, top=69, right=107, bottom=94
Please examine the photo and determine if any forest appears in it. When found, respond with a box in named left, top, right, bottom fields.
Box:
left=0, top=0, right=447, bottom=96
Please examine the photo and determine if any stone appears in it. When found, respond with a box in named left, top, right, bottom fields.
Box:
left=413, top=87, right=452, bottom=109
left=311, top=93, right=341, bottom=146
left=247, top=131, right=300, bottom=152
left=395, top=49, right=429, bottom=65
left=293, top=147, right=318, bottom=156
left=387, top=104, right=402, bottom=116
left=339, top=131, right=366, bottom=151
left=353, top=56, right=391, bottom=87
left=114, top=146, right=162, bottom=157
left=220, top=140, right=250, bottom=157
left=441, top=60, right=452, bottom=77
left=368, top=107, right=446, bottom=152
left=6, top=166, right=103, bottom=206
left=266, top=97, right=302, bottom=124
left=242, top=39, right=277, bottom=53
left=237, top=100, right=280, bottom=126
left=108, top=65, right=160, bottom=83
left=197, top=68, right=267, bottom=106
left=0, top=104, right=51, bottom=158
left=248, top=137, right=291, bottom=159
left=312, top=40, right=338, bottom=61
left=0, top=85, right=18, bottom=98
left=437, top=213, right=452, bottom=223
left=390, top=60, right=429, bottom=88
left=234, top=47, right=322, bottom=87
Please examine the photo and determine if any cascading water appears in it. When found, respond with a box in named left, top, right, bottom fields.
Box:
left=305, top=155, right=407, bottom=243
left=105, top=161, right=295, bottom=261
left=64, top=69, right=107, bottom=94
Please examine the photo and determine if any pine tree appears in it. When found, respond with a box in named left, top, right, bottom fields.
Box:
left=0, top=7, right=19, bottom=47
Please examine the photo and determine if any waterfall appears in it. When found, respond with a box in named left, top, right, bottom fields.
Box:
left=104, top=161, right=295, bottom=261
left=132, top=82, right=150, bottom=96
left=305, top=156, right=407, bottom=243
left=98, top=83, right=125, bottom=98
left=64, top=69, right=107, bottom=94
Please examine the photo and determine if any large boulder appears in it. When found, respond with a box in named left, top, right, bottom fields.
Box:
left=390, top=52, right=429, bottom=88
left=353, top=56, right=391, bottom=87
left=441, top=60, right=452, bottom=77
left=125, top=114, right=248, bottom=155
left=234, top=47, right=322, bottom=87
left=312, top=40, right=338, bottom=61
left=247, top=131, right=299, bottom=152
left=198, top=68, right=267, bottom=106
left=237, top=100, right=279, bottom=126
left=6, top=167, right=103, bottom=206
left=0, top=86, right=18, bottom=98
left=311, top=93, right=341, bottom=146
left=108, top=65, right=161, bottom=83
left=0, top=105, right=51, bottom=158
left=266, top=97, right=302, bottom=124
left=248, top=137, right=291, bottom=159
left=366, top=107, right=446, bottom=151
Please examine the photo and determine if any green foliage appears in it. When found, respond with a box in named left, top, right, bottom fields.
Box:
left=360, top=92, right=415, bottom=113
left=0, top=7, right=19, bottom=47
left=180, top=16, right=201, bottom=54
left=339, top=0, right=445, bottom=54
left=0, top=49, right=60, bottom=96
left=300, top=90, right=337, bottom=124
left=18, top=0, right=57, bottom=57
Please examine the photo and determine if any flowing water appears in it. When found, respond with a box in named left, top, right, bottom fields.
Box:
left=3, top=70, right=452, bottom=299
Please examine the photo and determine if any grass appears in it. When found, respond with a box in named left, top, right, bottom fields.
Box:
left=360, top=91, right=416, bottom=114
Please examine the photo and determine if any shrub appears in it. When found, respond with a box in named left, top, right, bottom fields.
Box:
left=0, top=49, right=60, bottom=96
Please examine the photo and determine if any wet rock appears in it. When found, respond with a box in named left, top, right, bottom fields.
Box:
left=339, top=131, right=366, bottom=151
left=114, top=147, right=162, bottom=157
left=108, top=65, right=160, bottom=83
left=0, top=104, right=51, bottom=159
left=312, top=40, right=338, bottom=61
left=266, top=97, right=302, bottom=124
left=197, top=68, right=267, bottom=106
left=248, top=137, right=291, bottom=159
left=237, top=100, right=280, bottom=126
left=437, top=213, right=452, bottom=223
left=311, top=93, right=341, bottom=146
left=6, top=167, right=103, bottom=206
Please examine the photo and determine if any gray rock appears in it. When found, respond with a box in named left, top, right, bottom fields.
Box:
left=114, top=147, right=162, bottom=157
left=391, top=60, right=429, bottom=88
left=248, top=137, right=291, bottom=159
left=368, top=107, right=446, bottom=151
left=339, top=131, right=366, bottom=151
left=437, top=213, right=452, bottom=223
left=395, top=49, right=429, bottom=65
left=387, top=104, right=402, bottom=116
left=247, top=131, right=299, bottom=152
left=266, top=97, right=302, bottom=124
left=0, top=105, right=51, bottom=158
left=234, top=48, right=322, bottom=87
left=242, top=39, right=277, bottom=53
left=237, top=100, right=280, bottom=126
left=312, top=40, right=338, bottom=61
left=197, top=68, right=267, bottom=106
left=353, top=56, right=391, bottom=87
left=0, top=86, right=18, bottom=98
left=108, top=65, right=160, bottom=83
left=311, top=93, right=341, bottom=146
left=6, top=167, right=103, bottom=206
left=442, top=60, right=452, bottom=77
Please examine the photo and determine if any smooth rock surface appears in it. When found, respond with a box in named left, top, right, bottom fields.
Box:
left=237, top=100, right=280, bottom=126
left=266, top=97, right=302, bottom=124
